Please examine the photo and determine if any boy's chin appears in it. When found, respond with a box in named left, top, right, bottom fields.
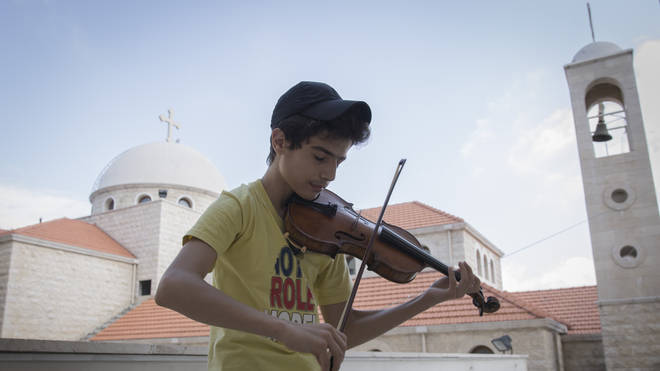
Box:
left=295, top=189, right=321, bottom=201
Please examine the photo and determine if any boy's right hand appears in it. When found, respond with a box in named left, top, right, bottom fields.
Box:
left=276, top=322, right=347, bottom=371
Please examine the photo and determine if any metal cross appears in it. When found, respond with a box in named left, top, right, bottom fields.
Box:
left=158, top=108, right=180, bottom=143
left=587, top=3, right=596, bottom=43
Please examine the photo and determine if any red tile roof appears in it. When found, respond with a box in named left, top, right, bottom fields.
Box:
left=350, top=271, right=554, bottom=327
left=360, top=201, right=463, bottom=230
left=508, top=285, right=600, bottom=335
left=0, top=218, right=135, bottom=259
left=92, top=299, right=209, bottom=341
left=91, top=271, right=599, bottom=341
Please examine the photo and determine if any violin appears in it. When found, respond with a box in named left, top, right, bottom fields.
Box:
left=283, top=188, right=500, bottom=316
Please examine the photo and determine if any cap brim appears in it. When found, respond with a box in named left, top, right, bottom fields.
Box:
left=301, top=100, right=372, bottom=124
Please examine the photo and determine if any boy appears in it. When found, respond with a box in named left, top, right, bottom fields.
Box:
left=155, top=81, right=480, bottom=371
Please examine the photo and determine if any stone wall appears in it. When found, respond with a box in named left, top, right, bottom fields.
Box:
left=561, top=334, right=604, bottom=371
left=0, top=237, right=135, bottom=340
left=353, top=319, right=565, bottom=371
left=0, top=244, right=12, bottom=334
left=157, top=201, right=208, bottom=285
left=83, top=202, right=162, bottom=295
left=598, top=298, right=660, bottom=370
left=414, top=227, right=453, bottom=265
left=84, top=196, right=212, bottom=296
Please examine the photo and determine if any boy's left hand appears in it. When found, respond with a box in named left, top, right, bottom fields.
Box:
left=425, top=261, right=480, bottom=304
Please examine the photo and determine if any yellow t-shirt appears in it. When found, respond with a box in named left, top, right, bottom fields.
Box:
left=184, top=180, right=352, bottom=371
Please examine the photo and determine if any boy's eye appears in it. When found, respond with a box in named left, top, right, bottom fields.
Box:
left=314, top=155, right=325, bottom=162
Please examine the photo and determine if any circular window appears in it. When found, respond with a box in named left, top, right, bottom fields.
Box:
left=603, top=184, right=635, bottom=211
left=105, top=198, right=115, bottom=211
left=178, top=197, right=192, bottom=208
left=138, top=195, right=152, bottom=204
left=619, top=245, right=637, bottom=259
left=611, top=189, right=628, bottom=203
left=611, top=243, right=644, bottom=268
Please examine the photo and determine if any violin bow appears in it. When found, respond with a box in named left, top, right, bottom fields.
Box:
left=336, top=159, right=407, bottom=333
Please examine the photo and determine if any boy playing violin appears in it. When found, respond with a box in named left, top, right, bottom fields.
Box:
left=155, top=81, right=481, bottom=371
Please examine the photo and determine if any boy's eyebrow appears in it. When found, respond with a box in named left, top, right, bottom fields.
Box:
left=311, top=145, right=347, bottom=162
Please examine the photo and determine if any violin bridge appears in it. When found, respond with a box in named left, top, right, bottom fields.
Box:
left=283, top=232, right=308, bottom=255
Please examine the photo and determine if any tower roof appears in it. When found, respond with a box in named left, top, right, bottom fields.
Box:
left=92, top=142, right=225, bottom=195
left=571, top=41, right=623, bottom=63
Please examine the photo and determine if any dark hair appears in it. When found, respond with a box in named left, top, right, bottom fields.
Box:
left=267, top=109, right=371, bottom=165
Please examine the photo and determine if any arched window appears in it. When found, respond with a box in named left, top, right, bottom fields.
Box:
left=476, top=250, right=482, bottom=276
left=138, top=194, right=152, bottom=204
left=104, top=198, right=115, bottom=211
left=585, top=82, right=629, bottom=158
left=470, top=345, right=494, bottom=354
left=483, top=255, right=489, bottom=281
left=490, top=259, right=495, bottom=281
left=178, top=197, right=192, bottom=208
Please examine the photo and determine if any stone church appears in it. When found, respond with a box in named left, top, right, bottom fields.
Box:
left=1, top=39, right=658, bottom=370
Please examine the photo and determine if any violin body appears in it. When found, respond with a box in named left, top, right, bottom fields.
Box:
left=285, top=189, right=424, bottom=284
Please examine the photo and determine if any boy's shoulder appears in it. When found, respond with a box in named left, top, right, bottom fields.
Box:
left=223, top=180, right=262, bottom=202
left=215, top=180, right=271, bottom=213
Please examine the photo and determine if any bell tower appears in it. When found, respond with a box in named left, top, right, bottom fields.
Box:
left=564, top=42, right=660, bottom=369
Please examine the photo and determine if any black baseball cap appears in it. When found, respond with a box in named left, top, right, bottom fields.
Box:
left=271, top=81, right=372, bottom=128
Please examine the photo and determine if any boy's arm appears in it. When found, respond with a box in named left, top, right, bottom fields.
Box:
left=155, top=238, right=347, bottom=371
left=320, top=262, right=479, bottom=349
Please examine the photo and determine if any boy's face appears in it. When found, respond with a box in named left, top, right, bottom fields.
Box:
left=278, top=133, right=352, bottom=200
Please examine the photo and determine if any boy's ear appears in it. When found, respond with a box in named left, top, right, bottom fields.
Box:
left=271, top=128, right=287, bottom=155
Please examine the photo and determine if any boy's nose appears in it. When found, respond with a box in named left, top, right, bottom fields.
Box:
left=321, top=162, right=337, bottom=182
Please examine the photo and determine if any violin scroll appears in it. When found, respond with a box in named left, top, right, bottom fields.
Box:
left=469, top=290, right=500, bottom=316
left=452, top=269, right=500, bottom=316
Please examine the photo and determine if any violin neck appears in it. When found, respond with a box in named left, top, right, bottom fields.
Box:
left=380, top=226, right=462, bottom=281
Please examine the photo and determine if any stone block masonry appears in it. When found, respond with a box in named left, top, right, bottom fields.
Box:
left=599, top=299, right=660, bottom=370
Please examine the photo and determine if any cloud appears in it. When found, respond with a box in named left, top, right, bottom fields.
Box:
left=461, top=118, right=494, bottom=157
left=635, top=40, right=660, bottom=201
left=460, top=75, right=584, bottom=210
left=502, top=256, right=596, bottom=292
left=507, top=108, right=575, bottom=176
left=0, top=185, right=89, bottom=230
left=461, top=69, right=572, bottom=175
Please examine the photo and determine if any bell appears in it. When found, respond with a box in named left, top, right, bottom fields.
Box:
left=592, top=102, right=612, bottom=142
left=592, top=122, right=612, bottom=142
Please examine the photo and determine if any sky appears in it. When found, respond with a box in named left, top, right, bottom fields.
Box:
left=1, top=1, right=659, bottom=292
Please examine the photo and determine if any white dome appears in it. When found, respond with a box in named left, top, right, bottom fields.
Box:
left=92, top=142, right=225, bottom=194
left=572, top=41, right=623, bottom=63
